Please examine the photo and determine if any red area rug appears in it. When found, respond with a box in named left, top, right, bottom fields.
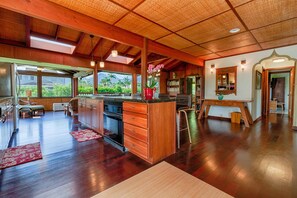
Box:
left=70, top=129, right=102, bottom=142
left=0, top=142, right=42, bottom=169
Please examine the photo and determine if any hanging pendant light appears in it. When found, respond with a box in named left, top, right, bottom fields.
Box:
left=99, top=61, right=105, bottom=68
left=111, top=49, right=118, bottom=57
left=90, top=35, right=95, bottom=67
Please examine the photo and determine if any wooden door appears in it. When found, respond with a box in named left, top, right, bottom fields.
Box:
left=272, top=77, right=285, bottom=102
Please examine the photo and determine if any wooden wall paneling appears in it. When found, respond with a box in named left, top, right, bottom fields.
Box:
left=185, top=64, right=204, bottom=76
left=159, top=71, right=169, bottom=94
left=57, top=26, right=81, bottom=42
left=0, top=8, right=26, bottom=42
left=31, top=17, right=57, bottom=36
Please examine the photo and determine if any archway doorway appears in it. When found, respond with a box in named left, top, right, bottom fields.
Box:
left=252, top=50, right=296, bottom=121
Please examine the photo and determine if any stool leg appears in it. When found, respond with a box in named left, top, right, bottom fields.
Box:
left=176, top=112, right=180, bottom=149
left=183, top=111, right=192, bottom=144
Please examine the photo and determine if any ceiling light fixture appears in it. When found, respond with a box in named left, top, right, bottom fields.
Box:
left=90, top=35, right=95, bottom=67
left=273, top=58, right=285, bottom=63
left=229, top=28, right=240, bottom=34
left=111, top=49, right=118, bottom=57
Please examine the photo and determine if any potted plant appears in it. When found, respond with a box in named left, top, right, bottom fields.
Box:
left=145, top=64, right=164, bottom=100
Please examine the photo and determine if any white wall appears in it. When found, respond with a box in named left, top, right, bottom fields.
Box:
left=205, top=44, right=297, bottom=123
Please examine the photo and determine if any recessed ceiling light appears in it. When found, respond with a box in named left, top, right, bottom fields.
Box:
left=273, top=58, right=285, bottom=63
left=229, top=28, right=240, bottom=34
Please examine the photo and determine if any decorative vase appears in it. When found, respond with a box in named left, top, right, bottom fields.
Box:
left=218, top=95, right=224, bottom=100
left=144, top=88, right=154, bottom=100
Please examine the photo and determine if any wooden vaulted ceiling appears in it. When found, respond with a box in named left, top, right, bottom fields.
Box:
left=45, top=0, right=297, bottom=59
left=0, top=0, right=297, bottom=71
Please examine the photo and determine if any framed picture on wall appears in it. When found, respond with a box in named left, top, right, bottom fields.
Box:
left=256, top=70, right=262, bottom=90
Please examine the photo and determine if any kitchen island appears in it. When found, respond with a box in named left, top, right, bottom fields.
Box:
left=78, top=95, right=176, bottom=164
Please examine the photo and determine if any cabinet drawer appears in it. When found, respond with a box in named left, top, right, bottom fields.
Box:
left=124, top=135, right=148, bottom=159
left=123, top=111, right=147, bottom=128
left=124, top=123, right=148, bottom=143
left=123, top=102, right=147, bottom=114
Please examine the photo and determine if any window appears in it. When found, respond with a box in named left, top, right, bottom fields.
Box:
left=78, top=75, right=93, bottom=94
left=98, top=72, right=132, bottom=94
left=42, top=76, right=71, bottom=97
left=18, top=74, right=38, bottom=97
left=137, top=74, right=142, bottom=93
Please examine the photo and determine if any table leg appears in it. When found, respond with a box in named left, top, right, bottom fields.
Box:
left=198, top=102, right=206, bottom=119
left=239, top=104, right=250, bottom=127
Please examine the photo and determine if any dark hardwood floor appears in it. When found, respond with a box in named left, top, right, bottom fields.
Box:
left=0, top=111, right=296, bottom=198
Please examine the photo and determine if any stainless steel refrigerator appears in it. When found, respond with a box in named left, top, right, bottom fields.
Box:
left=0, top=62, right=19, bottom=133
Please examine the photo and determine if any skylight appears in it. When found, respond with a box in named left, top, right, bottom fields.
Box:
left=106, top=54, right=134, bottom=64
left=30, top=36, right=76, bottom=54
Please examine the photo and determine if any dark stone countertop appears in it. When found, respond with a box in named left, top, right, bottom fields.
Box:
left=78, top=95, right=176, bottom=103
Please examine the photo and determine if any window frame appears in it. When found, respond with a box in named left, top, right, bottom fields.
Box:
left=17, top=70, right=73, bottom=98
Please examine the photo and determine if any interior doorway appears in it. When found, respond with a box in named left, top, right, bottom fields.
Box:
left=269, top=71, right=290, bottom=115
left=252, top=50, right=296, bottom=122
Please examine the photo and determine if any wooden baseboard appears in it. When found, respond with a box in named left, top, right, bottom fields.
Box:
left=254, top=116, right=262, bottom=123
left=292, top=126, right=297, bottom=131
left=207, top=116, right=232, bottom=122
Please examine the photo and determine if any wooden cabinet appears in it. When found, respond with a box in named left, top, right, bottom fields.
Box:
left=78, top=98, right=103, bottom=135
left=123, top=101, right=176, bottom=164
left=167, top=79, right=184, bottom=97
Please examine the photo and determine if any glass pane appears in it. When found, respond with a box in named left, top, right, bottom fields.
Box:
left=42, top=76, right=71, bottom=97
left=78, top=74, right=94, bottom=94
left=137, top=74, right=142, bottom=93
left=18, top=74, right=38, bottom=97
left=98, top=72, right=132, bottom=94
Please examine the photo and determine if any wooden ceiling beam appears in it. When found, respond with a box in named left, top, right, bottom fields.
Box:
left=0, top=0, right=204, bottom=66
left=89, top=37, right=103, bottom=57
left=0, top=38, right=26, bottom=47
left=25, top=16, right=31, bottom=47
left=130, top=51, right=142, bottom=65
left=0, top=43, right=140, bottom=74
left=54, top=25, right=61, bottom=39
left=73, top=32, right=85, bottom=54
left=103, top=42, right=120, bottom=60
left=122, top=46, right=133, bottom=56
left=30, top=31, right=77, bottom=46
left=163, top=60, right=181, bottom=71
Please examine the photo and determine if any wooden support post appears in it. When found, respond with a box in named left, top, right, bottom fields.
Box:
left=141, top=38, right=148, bottom=98
left=73, top=78, right=78, bottom=97
left=93, top=63, right=98, bottom=94
left=132, top=73, right=137, bottom=94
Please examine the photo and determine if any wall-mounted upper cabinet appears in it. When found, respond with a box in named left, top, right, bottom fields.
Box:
left=216, top=66, right=237, bottom=95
